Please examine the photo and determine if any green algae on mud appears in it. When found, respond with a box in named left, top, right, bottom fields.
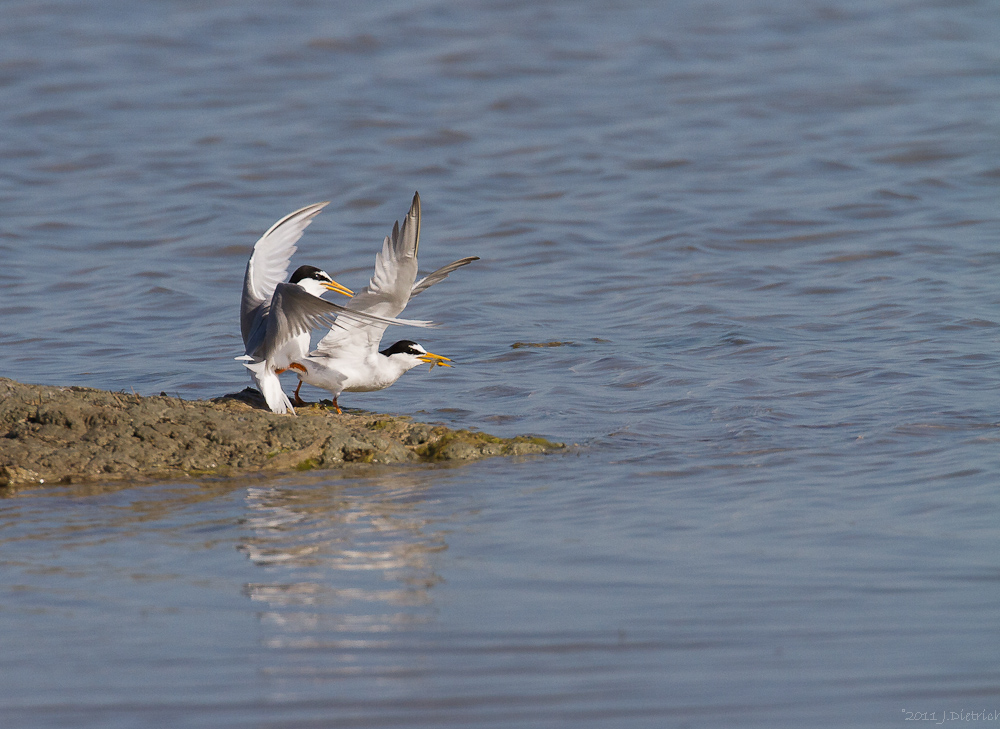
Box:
left=0, top=378, right=563, bottom=489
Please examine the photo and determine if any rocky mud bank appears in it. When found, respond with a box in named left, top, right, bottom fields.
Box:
left=0, top=378, right=563, bottom=488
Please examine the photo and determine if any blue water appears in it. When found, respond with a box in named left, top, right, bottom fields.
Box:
left=2, top=0, right=1000, bottom=726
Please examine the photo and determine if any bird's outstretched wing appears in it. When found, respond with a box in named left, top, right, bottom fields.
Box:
left=240, top=202, right=329, bottom=345
left=363, top=190, right=422, bottom=312
left=314, top=192, right=423, bottom=355
left=411, top=256, right=479, bottom=297
left=249, top=283, right=435, bottom=363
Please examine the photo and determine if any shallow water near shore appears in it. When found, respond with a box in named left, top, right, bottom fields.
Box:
left=3, top=0, right=1000, bottom=726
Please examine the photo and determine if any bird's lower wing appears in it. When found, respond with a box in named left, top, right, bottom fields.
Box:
left=259, top=283, right=434, bottom=362
left=410, top=256, right=479, bottom=297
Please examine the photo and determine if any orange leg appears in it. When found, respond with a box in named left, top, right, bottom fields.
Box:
left=287, top=362, right=308, bottom=407
left=332, top=397, right=341, bottom=415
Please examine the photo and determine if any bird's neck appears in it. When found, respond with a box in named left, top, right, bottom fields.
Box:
left=296, top=280, right=327, bottom=298
left=371, top=353, right=420, bottom=387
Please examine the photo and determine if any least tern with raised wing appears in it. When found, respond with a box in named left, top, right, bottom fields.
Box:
left=237, top=201, right=435, bottom=415
left=287, top=192, right=477, bottom=413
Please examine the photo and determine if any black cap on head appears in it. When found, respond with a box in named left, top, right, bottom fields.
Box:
left=380, top=340, right=422, bottom=357
left=289, top=265, right=327, bottom=284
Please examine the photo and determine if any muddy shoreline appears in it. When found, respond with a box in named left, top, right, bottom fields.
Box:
left=0, top=378, right=563, bottom=489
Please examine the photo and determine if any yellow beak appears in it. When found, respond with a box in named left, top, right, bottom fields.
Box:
left=323, top=280, right=354, bottom=297
left=419, top=351, right=452, bottom=368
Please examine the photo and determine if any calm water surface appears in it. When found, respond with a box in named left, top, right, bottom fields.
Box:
left=2, top=0, right=1000, bottom=726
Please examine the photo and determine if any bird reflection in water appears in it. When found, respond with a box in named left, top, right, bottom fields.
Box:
left=236, top=472, right=449, bottom=672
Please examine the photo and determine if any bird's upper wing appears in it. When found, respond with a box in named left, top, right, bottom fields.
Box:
left=251, top=282, right=435, bottom=363
left=241, top=202, right=329, bottom=345
left=410, top=256, right=479, bottom=297
left=367, top=191, right=422, bottom=310
left=313, top=192, right=423, bottom=355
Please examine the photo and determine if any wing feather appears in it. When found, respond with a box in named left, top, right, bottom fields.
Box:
left=411, top=256, right=479, bottom=297
left=240, top=202, right=329, bottom=344
left=367, top=193, right=420, bottom=301
left=256, top=283, right=434, bottom=362
left=313, top=192, right=423, bottom=355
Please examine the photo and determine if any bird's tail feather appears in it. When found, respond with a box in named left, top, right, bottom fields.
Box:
left=243, top=359, right=295, bottom=415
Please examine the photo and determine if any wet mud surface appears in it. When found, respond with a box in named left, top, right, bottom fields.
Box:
left=0, top=378, right=563, bottom=488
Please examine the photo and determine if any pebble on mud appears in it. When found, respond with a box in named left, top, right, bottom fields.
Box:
left=0, top=378, right=563, bottom=488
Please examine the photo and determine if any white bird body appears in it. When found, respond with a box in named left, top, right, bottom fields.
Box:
left=238, top=201, right=436, bottom=415
left=295, top=341, right=437, bottom=395
left=289, top=192, right=477, bottom=412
